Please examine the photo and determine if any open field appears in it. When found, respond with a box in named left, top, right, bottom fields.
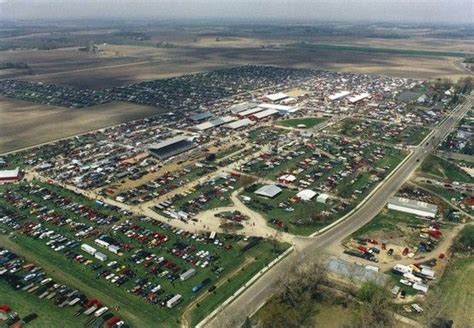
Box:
left=4, top=43, right=470, bottom=91
left=419, top=155, right=474, bottom=184
left=424, top=255, right=474, bottom=326
left=0, top=97, right=159, bottom=153
left=277, top=117, right=327, bottom=128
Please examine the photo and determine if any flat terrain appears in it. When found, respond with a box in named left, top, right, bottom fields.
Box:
left=4, top=43, right=470, bottom=90
left=424, top=255, right=474, bottom=326
left=0, top=97, right=158, bottom=153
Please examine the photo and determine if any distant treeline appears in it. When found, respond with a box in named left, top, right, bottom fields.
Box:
left=0, top=62, right=30, bottom=70
left=289, top=42, right=472, bottom=58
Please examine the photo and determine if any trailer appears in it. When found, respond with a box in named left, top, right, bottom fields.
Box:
left=94, top=252, right=107, bottom=262
left=84, top=305, right=98, bottom=316
left=94, top=306, right=109, bottom=317
left=166, top=294, right=183, bottom=309
left=81, top=244, right=97, bottom=256
left=180, top=268, right=196, bottom=281
left=69, top=297, right=81, bottom=306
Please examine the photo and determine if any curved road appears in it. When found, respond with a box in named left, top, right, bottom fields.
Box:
left=205, top=95, right=473, bottom=327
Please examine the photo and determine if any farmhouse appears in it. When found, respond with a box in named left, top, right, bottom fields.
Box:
left=148, top=136, right=196, bottom=160
left=387, top=197, right=438, bottom=218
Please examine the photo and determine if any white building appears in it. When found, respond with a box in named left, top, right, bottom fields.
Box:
left=387, top=197, right=438, bottom=218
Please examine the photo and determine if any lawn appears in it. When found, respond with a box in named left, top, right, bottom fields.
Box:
left=351, top=209, right=426, bottom=239
left=423, top=255, right=474, bottom=326
left=419, top=155, right=474, bottom=184
left=241, top=187, right=337, bottom=236
left=335, top=118, right=430, bottom=146
left=277, top=117, right=327, bottom=129
left=0, top=279, right=86, bottom=328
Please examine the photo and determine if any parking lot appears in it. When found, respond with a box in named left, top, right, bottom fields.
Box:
left=0, top=181, right=286, bottom=327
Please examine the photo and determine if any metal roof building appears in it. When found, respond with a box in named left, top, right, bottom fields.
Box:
left=388, top=196, right=438, bottom=218
left=224, top=118, right=253, bottom=130
left=228, top=102, right=258, bottom=114
left=251, top=108, right=280, bottom=120
left=0, top=167, right=20, bottom=183
left=190, top=111, right=213, bottom=122
left=264, top=92, right=288, bottom=102
left=258, top=103, right=299, bottom=114
left=254, top=184, right=282, bottom=198
left=237, top=106, right=265, bottom=117
left=193, top=116, right=236, bottom=131
left=148, top=135, right=196, bottom=160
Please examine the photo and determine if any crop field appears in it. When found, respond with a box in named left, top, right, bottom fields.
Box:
left=0, top=181, right=286, bottom=327
left=288, top=42, right=471, bottom=58
left=277, top=117, right=327, bottom=129
left=0, top=98, right=159, bottom=153
left=330, top=118, right=431, bottom=146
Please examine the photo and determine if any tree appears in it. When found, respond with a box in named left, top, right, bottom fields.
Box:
left=452, top=225, right=474, bottom=254
left=351, top=282, right=394, bottom=328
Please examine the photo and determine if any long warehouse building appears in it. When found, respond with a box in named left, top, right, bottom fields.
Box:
left=387, top=196, right=438, bottom=218
left=148, top=135, right=196, bottom=160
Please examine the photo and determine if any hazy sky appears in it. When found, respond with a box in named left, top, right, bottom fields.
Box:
left=1, top=0, right=472, bottom=24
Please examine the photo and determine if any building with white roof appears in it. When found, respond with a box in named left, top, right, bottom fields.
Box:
left=251, top=108, right=280, bottom=120
left=228, top=102, right=258, bottom=114
left=0, top=167, right=20, bottom=183
left=254, top=185, right=282, bottom=198
left=349, top=93, right=370, bottom=103
left=296, top=189, right=317, bottom=201
left=193, top=116, right=237, bottom=131
left=258, top=103, right=300, bottom=114
left=328, top=91, right=351, bottom=101
left=264, top=92, right=288, bottom=103
left=237, top=106, right=265, bottom=117
left=388, top=197, right=438, bottom=218
left=224, top=118, right=253, bottom=130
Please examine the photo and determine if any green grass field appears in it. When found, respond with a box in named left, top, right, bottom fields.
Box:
left=419, top=155, right=474, bottom=184
left=423, top=255, right=474, bottom=326
left=351, top=209, right=426, bottom=239
left=277, top=117, right=327, bottom=129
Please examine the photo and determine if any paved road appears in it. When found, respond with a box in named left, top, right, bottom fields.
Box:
left=205, top=95, right=473, bottom=327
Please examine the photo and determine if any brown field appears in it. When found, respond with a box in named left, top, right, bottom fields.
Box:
left=6, top=43, right=469, bottom=90
left=0, top=97, right=159, bottom=153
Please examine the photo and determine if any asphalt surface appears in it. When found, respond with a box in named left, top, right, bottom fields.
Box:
left=205, top=95, right=473, bottom=328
